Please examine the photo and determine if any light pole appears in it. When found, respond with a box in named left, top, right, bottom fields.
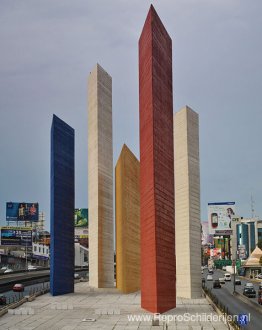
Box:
left=233, top=258, right=236, bottom=294
left=25, top=233, right=28, bottom=271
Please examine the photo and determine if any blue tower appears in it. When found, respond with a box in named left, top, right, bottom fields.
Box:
left=50, top=115, right=75, bottom=295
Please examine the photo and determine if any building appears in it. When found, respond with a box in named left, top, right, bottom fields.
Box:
left=32, top=243, right=49, bottom=262
left=231, top=217, right=262, bottom=259
left=75, top=227, right=88, bottom=248
left=88, top=64, right=114, bottom=288
left=174, top=106, right=201, bottom=298
left=139, top=5, right=176, bottom=313
left=50, top=115, right=75, bottom=296
left=74, top=243, right=88, bottom=267
left=115, top=144, right=140, bottom=293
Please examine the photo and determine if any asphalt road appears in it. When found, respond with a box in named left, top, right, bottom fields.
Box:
left=0, top=270, right=50, bottom=285
left=204, top=269, right=262, bottom=329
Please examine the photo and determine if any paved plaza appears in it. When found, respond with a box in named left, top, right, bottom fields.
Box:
left=0, top=282, right=228, bottom=330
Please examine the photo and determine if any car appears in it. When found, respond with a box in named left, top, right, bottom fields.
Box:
left=258, top=293, right=262, bottom=305
left=13, top=284, right=24, bottom=292
left=208, top=269, right=214, bottom=275
left=74, top=273, right=80, bottom=279
left=243, top=288, right=256, bottom=298
left=1, top=266, right=8, bottom=270
left=27, top=265, right=37, bottom=271
left=0, top=294, right=7, bottom=305
left=224, top=273, right=231, bottom=281
left=4, top=269, right=13, bottom=273
left=222, top=266, right=227, bottom=271
left=235, top=279, right=241, bottom=285
left=219, top=277, right=225, bottom=284
left=244, top=283, right=254, bottom=289
left=207, top=274, right=213, bottom=281
left=201, top=270, right=204, bottom=274
left=213, top=280, right=221, bottom=288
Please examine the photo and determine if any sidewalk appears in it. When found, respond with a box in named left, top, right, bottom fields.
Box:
left=0, top=282, right=228, bottom=330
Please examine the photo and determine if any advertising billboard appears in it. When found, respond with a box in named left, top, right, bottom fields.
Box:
left=6, top=202, right=39, bottom=222
left=201, top=221, right=214, bottom=245
left=0, top=227, right=32, bottom=246
left=238, top=244, right=247, bottom=260
left=210, top=248, right=221, bottom=258
left=74, top=208, right=88, bottom=227
left=208, top=202, right=236, bottom=235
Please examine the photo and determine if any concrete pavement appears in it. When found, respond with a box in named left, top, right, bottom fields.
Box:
left=0, top=282, right=228, bottom=330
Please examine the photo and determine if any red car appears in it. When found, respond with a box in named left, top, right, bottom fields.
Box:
left=0, top=294, right=7, bottom=305
left=258, top=293, right=262, bottom=305
left=13, top=284, right=24, bottom=292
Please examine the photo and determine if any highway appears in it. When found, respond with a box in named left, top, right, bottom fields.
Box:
left=204, top=269, right=262, bottom=329
left=0, top=269, right=88, bottom=294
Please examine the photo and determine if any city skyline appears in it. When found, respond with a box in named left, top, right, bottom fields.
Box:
left=1, top=0, right=262, bottom=228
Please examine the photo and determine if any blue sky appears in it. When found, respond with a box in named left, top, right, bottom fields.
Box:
left=0, top=0, right=262, bottom=229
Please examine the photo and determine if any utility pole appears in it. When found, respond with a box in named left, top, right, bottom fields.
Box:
left=233, top=258, right=236, bottom=294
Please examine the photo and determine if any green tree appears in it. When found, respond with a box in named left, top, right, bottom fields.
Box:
left=258, top=239, right=262, bottom=250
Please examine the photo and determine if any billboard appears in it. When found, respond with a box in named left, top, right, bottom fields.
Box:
left=201, top=221, right=214, bottom=245
left=210, top=248, right=221, bottom=258
left=74, top=208, right=88, bottom=227
left=1, top=227, right=32, bottom=246
left=208, top=202, right=236, bottom=235
left=6, top=202, right=39, bottom=221
left=238, top=244, right=247, bottom=260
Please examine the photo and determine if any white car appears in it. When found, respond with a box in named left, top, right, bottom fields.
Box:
left=219, top=277, right=225, bottom=284
left=4, top=269, right=13, bottom=273
left=207, top=274, right=213, bottom=281
left=222, top=266, right=227, bottom=271
left=224, top=273, right=231, bottom=281
left=244, top=282, right=254, bottom=289
left=28, top=265, right=37, bottom=271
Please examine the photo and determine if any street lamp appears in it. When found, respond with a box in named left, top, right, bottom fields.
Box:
left=233, top=259, right=236, bottom=294
left=25, top=233, right=28, bottom=271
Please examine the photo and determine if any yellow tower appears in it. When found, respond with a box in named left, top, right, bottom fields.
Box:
left=115, top=144, right=140, bottom=293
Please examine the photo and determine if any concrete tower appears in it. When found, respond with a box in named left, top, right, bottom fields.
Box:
left=174, top=106, right=201, bottom=298
left=50, top=115, right=75, bottom=296
left=88, top=64, right=114, bottom=288
left=139, top=5, right=176, bottom=313
left=116, top=144, right=140, bottom=293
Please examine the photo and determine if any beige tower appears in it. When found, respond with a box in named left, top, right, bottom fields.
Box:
left=88, top=64, right=114, bottom=288
left=174, top=106, right=201, bottom=298
left=115, top=144, right=140, bottom=293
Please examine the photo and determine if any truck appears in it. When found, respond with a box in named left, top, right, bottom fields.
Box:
left=225, top=265, right=237, bottom=274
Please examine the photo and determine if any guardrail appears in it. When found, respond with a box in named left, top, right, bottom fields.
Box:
left=0, top=282, right=50, bottom=317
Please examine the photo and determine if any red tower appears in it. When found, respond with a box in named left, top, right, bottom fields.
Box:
left=139, top=5, right=176, bottom=313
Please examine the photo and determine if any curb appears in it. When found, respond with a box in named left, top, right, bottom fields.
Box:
left=0, top=289, right=49, bottom=318
left=0, top=298, right=27, bottom=317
